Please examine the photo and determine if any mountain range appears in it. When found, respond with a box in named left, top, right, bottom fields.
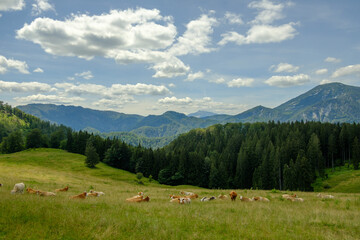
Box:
left=17, top=82, right=360, bottom=147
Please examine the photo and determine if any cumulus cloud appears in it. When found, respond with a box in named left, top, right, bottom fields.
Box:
left=158, top=96, right=193, bottom=105
left=185, top=71, right=204, bottom=82
left=151, top=57, right=190, bottom=78
left=75, top=71, right=93, bottom=80
left=227, top=78, right=254, bottom=87
left=15, top=94, right=83, bottom=104
left=32, top=0, right=55, bottom=16
left=315, top=68, right=328, bottom=75
left=270, top=63, right=299, bottom=73
left=33, top=67, right=44, bottom=73
left=0, top=80, right=53, bottom=92
left=0, top=0, right=25, bottom=11
left=219, top=23, right=297, bottom=46
left=325, top=57, right=341, bottom=63
left=209, top=77, right=226, bottom=84
left=0, top=55, right=29, bottom=74
left=219, top=0, right=297, bottom=46
left=265, top=74, right=310, bottom=87
left=331, top=64, right=360, bottom=78
left=168, top=14, right=218, bottom=56
left=16, top=8, right=177, bottom=60
left=224, top=12, right=243, bottom=25
left=92, top=96, right=136, bottom=109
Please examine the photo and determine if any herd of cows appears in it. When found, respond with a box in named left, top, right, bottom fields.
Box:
left=2, top=182, right=335, bottom=203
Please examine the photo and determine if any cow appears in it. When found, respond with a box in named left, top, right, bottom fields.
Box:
left=179, top=197, right=191, bottom=204
left=70, top=192, right=87, bottom=199
left=282, top=194, right=297, bottom=199
left=39, top=191, right=56, bottom=197
left=169, top=194, right=181, bottom=199
left=239, top=196, right=253, bottom=202
left=26, top=187, right=40, bottom=194
left=229, top=191, right=237, bottom=201
left=55, top=186, right=69, bottom=192
left=286, top=197, right=304, bottom=202
left=89, top=190, right=105, bottom=196
left=201, top=196, right=216, bottom=202
left=187, top=193, right=198, bottom=199
left=170, top=198, right=180, bottom=203
left=11, top=183, right=25, bottom=194
left=180, top=191, right=194, bottom=196
left=317, top=193, right=334, bottom=199
left=87, top=192, right=99, bottom=197
left=126, top=195, right=150, bottom=202
left=218, top=194, right=228, bottom=200
left=252, top=196, right=270, bottom=202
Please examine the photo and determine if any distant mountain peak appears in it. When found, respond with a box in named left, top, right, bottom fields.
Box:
left=188, top=110, right=217, bottom=118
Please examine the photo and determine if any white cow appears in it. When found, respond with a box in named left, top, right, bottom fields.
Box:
left=11, top=183, right=25, bottom=194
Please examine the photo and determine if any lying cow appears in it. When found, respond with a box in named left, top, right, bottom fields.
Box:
left=239, top=196, right=253, bottom=202
left=218, top=194, right=228, bottom=200
left=39, top=191, right=56, bottom=197
left=229, top=191, right=238, bottom=201
left=126, top=195, right=150, bottom=202
left=11, top=183, right=25, bottom=194
left=201, top=196, right=216, bottom=202
left=180, top=191, right=194, bottom=196
left=287, top=197, right=304, bottom=202
left=317, top=193, right=334, bottom=199
left=282, top=194, right=297, bottom=199
left=179, top=197, right=191, bottom=204
left=55, top=186, right=69, bottom=192
left=70, top=192, right=87, bottom=199
left=89, top=190, right=105, bottom=196
left=252, top=196, right=270, bottom=202
left=26, top=187, right=40, bottom=194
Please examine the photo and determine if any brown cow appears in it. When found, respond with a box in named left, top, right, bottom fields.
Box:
left=252, top=196, right=270, bottom=202
left=26, top=187, right=40, bottom=194
left=39, top=191, right=56, bottom=197
left=55, top=186, right=69, bottom=192
left=218, top=194, right=228, bottom=200
left=126, top=195, right=150, bottom=202
left=70, top=192, right=87, bottom=199
left=229, top=191, right=237, bottom=201
left=239, top=196, right=253, bottom=202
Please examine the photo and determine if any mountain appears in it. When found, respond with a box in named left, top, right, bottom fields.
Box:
left=17, top=82, right=360, bottom=147
left=188, top=110, right=217, bottom=118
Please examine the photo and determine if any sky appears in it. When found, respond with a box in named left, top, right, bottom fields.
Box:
left=0, top=0, right=360, bottom=116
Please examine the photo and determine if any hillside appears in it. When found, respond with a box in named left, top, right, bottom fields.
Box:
left=0, top=149, right=359, bottom=239
left=17, top=83, right=360, bottom=148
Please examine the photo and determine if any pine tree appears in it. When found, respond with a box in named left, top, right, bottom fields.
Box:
left=85, top=140, right=100, bottom=168
left=352, top=137, right=360, bottom=170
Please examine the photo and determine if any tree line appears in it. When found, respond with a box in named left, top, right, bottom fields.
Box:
left=1, top=101, right=360, bottom=191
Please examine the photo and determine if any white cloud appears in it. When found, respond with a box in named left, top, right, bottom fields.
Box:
left=0, top=80, right=53, bottom=92
left=185, top=71, right=204, bottom=82
left=270, top=63, right=299, bottom=73
left=248, top=0, right=287, bottom=25
left=151, top=57, right=190, bottom=78
left=227, top=78, right=254, bottom=87
left=14, top=94, right=83, bottom=104
left=33, top=67, right=44, bottom=73
left=16, top=8, right=177, bottom=60
left=158, top=96, right=193, bottom=105
left=219, top=23, right=297, bottom=46
left=0, top=0, right=25, bottom=11
left=210, top=77, right=226, bottom=84
left=331, top=64, right=360, bottom=78
left=168, top=83, right=176, bottom=88
left=168, top=14, right=218, bottom=56
left=265, top=74, right=310, bottom=87
left=55, top=82, right=171, bottom=97
left=315, top=68, right=328, bottom=75
left=75, top=71, right=93, bottom=80
left=32, top=0, right=54, bottom=16
left=224, top=12, right=243, bottom=25
left=0, top=55, right=29, bottom=74
left=92, top=97, right=136, bottom=109
left=325, top=57, right=341, bottom=63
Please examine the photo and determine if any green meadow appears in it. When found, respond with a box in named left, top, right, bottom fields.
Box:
left=0, top=149, right=359, bottom=239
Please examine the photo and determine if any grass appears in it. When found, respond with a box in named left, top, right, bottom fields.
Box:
left=0, top=149, right=360, bottom=239
left=312, top=166, right=360, bottom=193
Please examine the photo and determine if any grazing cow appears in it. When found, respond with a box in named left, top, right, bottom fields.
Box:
left=218, top=194, right=228, bottom=200
left=26, top=187, right=40, bottom=194
left=70, top=192, right=87, bottom=199
left=39, top=191, right=56, bottom=197
left=239, top=196, right=253, bottom=202
left=229, top=191, right=238, bottom=201
left=252, top=196, right=270, bottom=202
left=89, top=190, right=105, bottom=196
left=55, top=186, right=69, bottom=192
left=317, top=193, right=334, bottom=199
left=11, top=183, right=25, bottom=194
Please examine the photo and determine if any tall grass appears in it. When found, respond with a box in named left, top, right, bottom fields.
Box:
left=0, top=149, right=359, bottom=239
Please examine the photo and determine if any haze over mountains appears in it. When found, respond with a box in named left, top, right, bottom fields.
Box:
left=17, top=82, right=360, bottom=147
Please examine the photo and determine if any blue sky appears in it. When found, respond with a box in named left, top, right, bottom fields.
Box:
left=0, top=0, right=359, bottom=116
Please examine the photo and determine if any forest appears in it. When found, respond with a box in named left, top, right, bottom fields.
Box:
left=1, top=101, right=359, bottom=191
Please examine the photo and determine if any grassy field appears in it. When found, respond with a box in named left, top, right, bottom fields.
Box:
left=0, top=149, right=359, bottom=240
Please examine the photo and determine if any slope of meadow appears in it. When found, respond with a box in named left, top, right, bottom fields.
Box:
left=0, top=149, right=359, bottom=239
